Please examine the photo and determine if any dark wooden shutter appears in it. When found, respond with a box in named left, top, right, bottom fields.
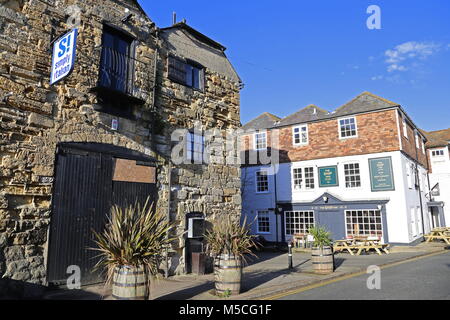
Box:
left=168, top=56, right=187, bottom=84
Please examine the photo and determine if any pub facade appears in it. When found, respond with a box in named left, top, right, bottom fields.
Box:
left=241, top=92, right=433, bottom=245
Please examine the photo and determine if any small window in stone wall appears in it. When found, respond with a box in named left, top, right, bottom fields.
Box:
left=168, top=56, right=204, bottom=90
left=186, top=132, right=205, bottom=164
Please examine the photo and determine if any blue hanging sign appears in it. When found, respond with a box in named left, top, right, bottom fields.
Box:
left=50, top=29, right=78, bottom=85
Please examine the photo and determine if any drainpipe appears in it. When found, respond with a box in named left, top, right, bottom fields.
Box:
left=273, top=164, right=279, bottom=248
left=165, top=160, right=172, bottom=278
left=414, top=131, right=426, bottom=237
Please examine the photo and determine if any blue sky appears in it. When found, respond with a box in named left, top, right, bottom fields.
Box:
left=138, top=0, right=450, bottom=132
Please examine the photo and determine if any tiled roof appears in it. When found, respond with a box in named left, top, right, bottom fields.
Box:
left=242, top=112, right=281, bottom=131
left=271, top=92, right=400, bottom=128
left=423, top=128, right=450, bottom=148
left=331, top=91, right=399, bottom=118
left=275, top=105, right=328, bottom=127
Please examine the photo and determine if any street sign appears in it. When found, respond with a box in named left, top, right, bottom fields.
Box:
left=50, top=29, right=78, bottom=85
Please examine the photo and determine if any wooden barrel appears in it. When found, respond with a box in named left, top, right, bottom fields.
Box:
left=112, top=265, right=148, bottom=300
left=311, top=246, right=334, bottom=274
left=214, top=254, right=242, bottom=296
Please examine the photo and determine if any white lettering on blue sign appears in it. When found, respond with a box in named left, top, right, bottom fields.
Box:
left=50, top=29, right=78, bottom=85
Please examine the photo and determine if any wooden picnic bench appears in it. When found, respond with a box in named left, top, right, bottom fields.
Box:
left=424, top=228, right=450, bottom=244
left=333, top=236, right=389, bottom=256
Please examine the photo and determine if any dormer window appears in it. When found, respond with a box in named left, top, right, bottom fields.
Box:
left=168, top=56, right=204, bottom=90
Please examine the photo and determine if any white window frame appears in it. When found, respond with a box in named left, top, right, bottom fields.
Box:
left=293, top=124, right=308, bottom=146
left=431, top=149, right=445, bottom=157
left=406, top=163, right=412, bottom=189
left=415, top=132, right=420, bottom=149
left=256, top=210, right=271, bottom=234
left=343, top=162, right=362, bottom=189
left=285, top=211, right=315, bottom=236
left=292, top=166, right=315, bottom=191
left=402, top=117, right=408, bottom=139
left=344, top=210, right=383, bottom=238
left=255, top=170, right=269, bottom=194
left=338, top=116, right=358, bottom=139
left=254, top=131, right=267, bottom=151
left=421, top=139, right=425, bottom=154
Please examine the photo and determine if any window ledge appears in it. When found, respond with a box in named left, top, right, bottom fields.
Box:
left=91, top=86, right=146, bottom=105
left=339, top=135, right=358, bottom=140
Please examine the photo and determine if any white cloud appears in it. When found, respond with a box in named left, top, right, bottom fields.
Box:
left=371, top=75, right=383, bottom=81
left=384, top=41, right=441, bottom=73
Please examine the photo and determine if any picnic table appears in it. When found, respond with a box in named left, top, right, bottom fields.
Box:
left=334, top=236, right=390, bottom=256
left=424, top=228, right=450, bottom=244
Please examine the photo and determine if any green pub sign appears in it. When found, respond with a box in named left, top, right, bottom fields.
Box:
left=369, top=157, right=395, bottom=191
left=318, top=166, right=339, bottom=187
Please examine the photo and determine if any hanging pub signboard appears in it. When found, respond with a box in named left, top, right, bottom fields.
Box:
left=50, top=29, right=78, bottom=85
left=318, top=166, right=339, bottom=187
left=369, top=156, right=395, bottom=192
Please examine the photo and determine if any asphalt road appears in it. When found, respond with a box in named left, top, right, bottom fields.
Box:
left=278, top=252, right=450, bottom=300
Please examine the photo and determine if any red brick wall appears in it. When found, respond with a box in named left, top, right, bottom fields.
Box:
left=241, top=110, right=402, bottom=164
left=399, top=111, right=428, bottom=168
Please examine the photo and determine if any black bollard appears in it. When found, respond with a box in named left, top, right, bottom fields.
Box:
left=288, top=242, right=293, bottom=270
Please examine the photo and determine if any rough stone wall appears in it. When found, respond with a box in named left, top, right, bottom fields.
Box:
left=0, top=0, right=242, bottom=295
left=153, top=31, right=242, bottom=275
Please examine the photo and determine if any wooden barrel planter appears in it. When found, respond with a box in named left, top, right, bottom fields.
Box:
left=214, top=254, right=242, bottom=296
left=112, top=265, right=148, bottom=300
left=311, top=246, right=334, bottom=274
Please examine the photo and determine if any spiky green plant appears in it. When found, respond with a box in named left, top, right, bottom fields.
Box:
left=308, top=226, right=333, bottom=249
left=91, top=197, right=177, bottom=286
left=204, top=215, right=258, bottom=264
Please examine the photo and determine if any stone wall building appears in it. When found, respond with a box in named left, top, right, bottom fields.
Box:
left=0, top=0, right=242, bottom=297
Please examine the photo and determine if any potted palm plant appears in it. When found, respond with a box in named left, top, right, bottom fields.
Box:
left=309, top=226, right=334, bottom=274
left=204, top=215, right=258, bottom=296
left=92, top=198, right=176, bottom=300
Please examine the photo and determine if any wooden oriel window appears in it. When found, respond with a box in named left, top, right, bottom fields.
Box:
left=168, top=56, right=204, bottom=90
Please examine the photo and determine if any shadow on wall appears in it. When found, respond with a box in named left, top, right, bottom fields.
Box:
left=1, top=0, right=25, bottom=11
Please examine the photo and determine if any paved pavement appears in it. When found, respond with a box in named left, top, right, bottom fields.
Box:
left=277, top=251, right=450, bottom=300
left=41, top=242, right=448, bottom=300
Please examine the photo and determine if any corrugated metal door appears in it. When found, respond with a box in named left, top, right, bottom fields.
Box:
left=47, top=149, right=113, bottom=286
left=47, top=146, right=157, bottom=286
